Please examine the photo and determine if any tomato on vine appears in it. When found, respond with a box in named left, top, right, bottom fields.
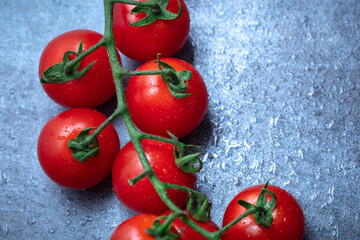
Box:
left=111, top=212, right=218, bottom=240
left=222, top=184, right=305, bottom=240
left=37, top=108, right=120, bottom=189
left=113, top=0, right=190, bottom=61
left=110, top=214, right=159, bottom=240
left=112, top=139, right=196, bottom=214
left=126, top=58, right=208, bottom=138
left=162, top=210, right=220, bottom=240
left=39, top=29, right=120, bottom=108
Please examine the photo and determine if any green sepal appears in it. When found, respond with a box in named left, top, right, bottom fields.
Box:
left=131, top=5, right=158, bottom=26
left=154, top=58, right=192, bottom=99
left=67, top=127, right=100, bottom=162
left=186, top=192, right=212, bottom=222
left=40, top=40, right=96, bottom=84
left=130, top=0, right=182, bottom=27
left=145, top=215, right=183, bottom=240
left=175, top=153, right=202, bottom=173
left=236, top=181, right=277, bottom=228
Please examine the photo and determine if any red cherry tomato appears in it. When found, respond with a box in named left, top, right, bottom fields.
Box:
left=126, top=58, right=208, bottom=138
left=113, top=0, right=190, bottom=61
left=110, top=214, right=159, bottom=240
left=39, top=29, right=120, bottom=108
left=112, top=139, right=196, bottom=214
left=222, top=185, right=305, bottom=240
left=37, top=108, right=120, bottom=189
left=111, top=213, right=217, bottom=240
left=162, top=210, right=220, bottom=240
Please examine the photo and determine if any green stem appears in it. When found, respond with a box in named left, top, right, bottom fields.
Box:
left=141, top=133, right=184, bottom=148
left=82, top=108, right=122, bottom=147
left=124, top=69, right=173, bottom=77
left=64, top=38, right=105, bottom=73
left=100, top=1, right=254, bottom=239
left=165, top=183, right=206, bottom=200
left=110, top=0, right=157, bottom=8
left=214, top=207, right=259, bottom=238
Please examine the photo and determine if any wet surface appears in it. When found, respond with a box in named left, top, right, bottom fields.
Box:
left=1, top=0, right=359, bottom=239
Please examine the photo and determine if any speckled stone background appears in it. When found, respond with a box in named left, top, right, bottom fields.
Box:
left=1, top=0, right=359, bottom=239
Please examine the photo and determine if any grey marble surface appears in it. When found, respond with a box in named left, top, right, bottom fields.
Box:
left=1, top=0, right=359, bottom=239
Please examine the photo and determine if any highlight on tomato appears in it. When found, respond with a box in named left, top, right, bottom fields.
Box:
left=113, top=0, right=190, bottom=62
left=126, top=58, right=208, bottom=139
left=37, top=108, right=120, bottom=189
left=112, top=139, right=196, bottom=214
left=222, top=184, right=305, bottom=240
left=39, top=29, right=120, bottom=108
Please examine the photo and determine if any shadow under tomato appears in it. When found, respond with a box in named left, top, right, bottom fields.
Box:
left=60, top=174, right=115, bottom=205
left=181, top=112, right=214, bottom=148
left=174, top=36, right=196, bottom=65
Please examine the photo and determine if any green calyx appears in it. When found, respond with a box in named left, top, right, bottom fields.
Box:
left=130, top=0, right=182, bottom=27
left=186, top=192, right=212, bottom=222
left=67, top=127, right=100, bottom=162
left=40, top=40, right=96, bottom=84
left=167, top=131, right=203, bottom=173
left=237, top=181, right=277, bottom=228
left=145, top=214, right=185, bottom=240
left=155, top=56, right=192, bottom=99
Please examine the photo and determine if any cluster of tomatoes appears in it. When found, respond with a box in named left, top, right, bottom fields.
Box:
left=37, top=0, right=305, bottom=239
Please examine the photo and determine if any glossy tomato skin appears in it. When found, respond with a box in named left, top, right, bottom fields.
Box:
left=222, top=185, right=305, bottom=240
left=162, top=210, right=220, bottom=240
left=113, top=0, right=190, bottom=62
left=126, top=58, right=208, bottom=138
left=39, top=29, right=120, bottom=108
left=110, top=214, right=159, bottom=240
left=112, top=139, right=196, bottom=214
left=37, top=108, right=120, bottom=189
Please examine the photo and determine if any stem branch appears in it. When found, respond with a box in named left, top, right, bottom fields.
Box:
left=64, top=38, right=105, bottom=73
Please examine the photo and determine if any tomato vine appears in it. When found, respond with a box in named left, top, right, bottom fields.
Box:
left=38, top=0, right=305, bottom=239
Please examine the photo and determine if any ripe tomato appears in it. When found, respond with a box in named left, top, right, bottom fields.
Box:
left=110, top=214, right=160, bottom=240
left=222, top=185, right=305, bottom=240
left=39, top=29, right=120, bottom=108
left=126, top=58, right=208, bottom=138
left=162, top=210, right=220, bottom=240
left=113, top=0, right=190, bottom=61
left=37, top=108, right=120, bottom=189
left=112, top=139, right=196, bottom=214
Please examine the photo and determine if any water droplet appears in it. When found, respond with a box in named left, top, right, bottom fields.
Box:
left=9, top=89, right=15, bottom=95
left=48, top=228, right=55, bottom=234
left=0, top=223, right=9, bottom=237
left=80, top=216, right=93, bottom=226
left=70, top=227, right=75, bottom=232
left=27, top=217, right=36, bottom=225
left=308, top=86, right=315, bottom=96
left=326, top=119, right=334, bottom=129
left=66, top=219, right=71, bottom=225
left=2, top=172, right=8, bottom=183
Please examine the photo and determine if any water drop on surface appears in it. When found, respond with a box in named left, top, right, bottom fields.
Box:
left=27, top=217, right=36, bottom=225
left=48, top=228, right=55, bottom=234
left=80, top=216, right=93, bottom=226
left=0, top=223, right=9, bottom=237
left=2, top=172, right=8, bottom=183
